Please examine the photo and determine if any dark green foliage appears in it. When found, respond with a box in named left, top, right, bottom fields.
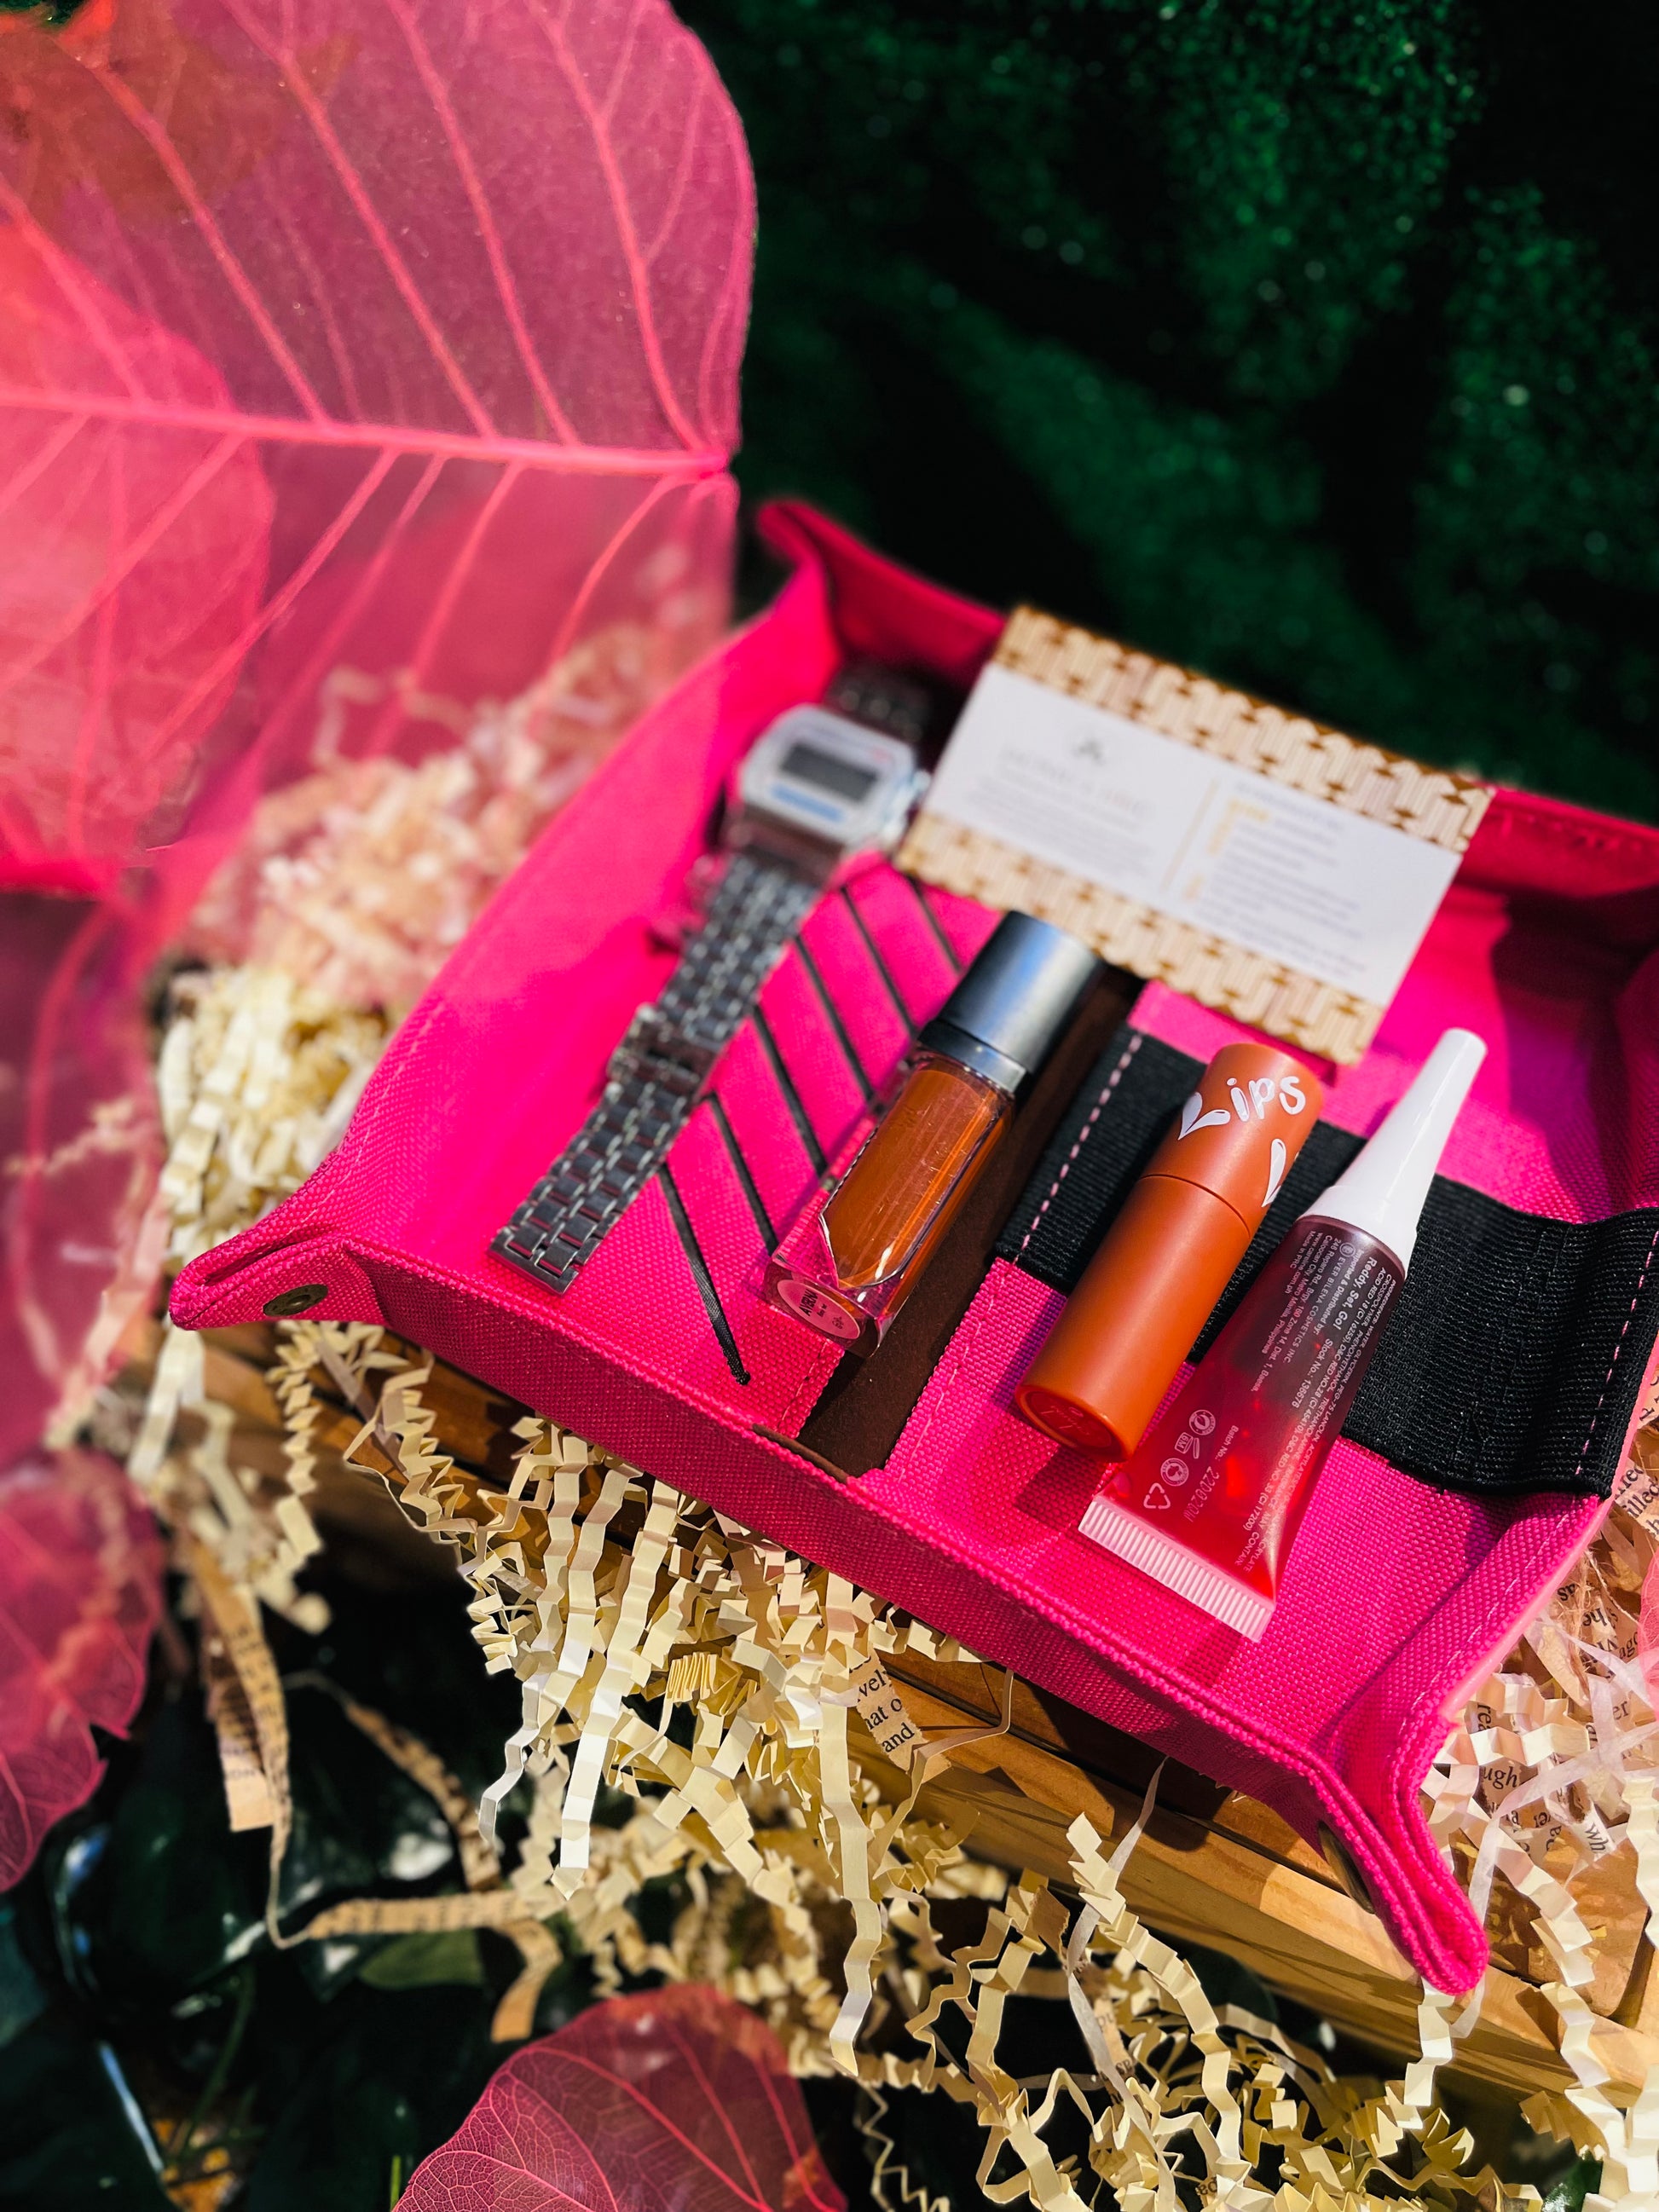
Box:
left=0, top=1575, right=535, bottom=2206
left=680, top=0, right=1659, bottom=816
left=1544, top=2153, right=1604, bottom=2212
left=238, top=1983, right=500, bottom=2211
left=44, top=1696, right=267, bottom=2014
left=0, top=1900, right=48, bottom=2047
left=0, top=2024, right=176, bottom=2210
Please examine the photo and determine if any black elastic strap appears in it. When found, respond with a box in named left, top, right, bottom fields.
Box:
left=659, top=1163, right=750, bottom=1387
left=997, top=1027, right=1659, bottom=1500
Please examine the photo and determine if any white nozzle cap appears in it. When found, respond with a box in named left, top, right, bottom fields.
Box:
left=1302, top=1028, right=1487, bottom=1272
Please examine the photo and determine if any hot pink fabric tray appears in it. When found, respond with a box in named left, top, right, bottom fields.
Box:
left=174, top=503, right=1659, bottom=1995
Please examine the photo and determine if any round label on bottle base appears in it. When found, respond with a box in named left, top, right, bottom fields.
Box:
left=773, top=1276, right=864, bottom=1343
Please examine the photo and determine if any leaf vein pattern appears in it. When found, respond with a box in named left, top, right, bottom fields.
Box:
left=88, top=65, right=327, bottom=419
left=640, top=72, right=704, bottom=269
left=0, top=388, right=725, bottom=472
left=0, top=175, right=145, bottom=399
left=1, top=432, right=246, bottom=700
left=0, top=412, right=89, bottom=527
left=357, top=457, right=525, bottom=756
left=661, top=2016, right=771, bottom=2202
left=259, top=169, right=367, bottom=421
left=65, top=442, right=127, bottom=856
left=380, top=0, right=580, bottom=443
left=134, top=449, right=396, bottom=769
left=540, top=467, right=685, bottom=675
left=526, top=0, right=704, bottom=450
left=596, top=0, right=647, bottom=125
left=251, top=453, right=448, bottom=759
left=214, top=0, right=498, bottom=437
left=537, top=2047, right=781, bottom=2212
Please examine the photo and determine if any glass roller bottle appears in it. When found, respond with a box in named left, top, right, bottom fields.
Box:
left=766, top=911, right=1101, bottom=1354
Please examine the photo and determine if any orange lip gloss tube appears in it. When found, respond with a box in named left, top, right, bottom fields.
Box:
left=1017, top=1042, right=1326, bottom=1459
left=766, top=912, right=1102, bottom=1354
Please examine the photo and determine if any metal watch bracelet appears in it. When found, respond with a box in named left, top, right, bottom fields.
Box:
left=492, top=850, right=818, bottom=1293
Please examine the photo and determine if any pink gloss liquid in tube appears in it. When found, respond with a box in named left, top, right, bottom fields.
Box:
left=1078, top=1029, right=1487, bottom=1638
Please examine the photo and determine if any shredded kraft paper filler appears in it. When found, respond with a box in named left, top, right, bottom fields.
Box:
left=111, top=903, right=1659, bottom=2209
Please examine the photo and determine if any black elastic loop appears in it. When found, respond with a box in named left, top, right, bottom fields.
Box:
left=997, top=1025, right=1659, bottom=1500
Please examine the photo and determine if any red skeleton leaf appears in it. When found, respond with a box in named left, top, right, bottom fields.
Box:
left=402, top=1985, right=847, bottom=2212
left=0, top=898, right=163, bottom=1470
left=0, top=0, right=753, bottom=913
left=0, top=220, right=273, bottom=894
left=0, top=0, right=753, bottom=1456
left=0, top=1446, right=164, bottom=1891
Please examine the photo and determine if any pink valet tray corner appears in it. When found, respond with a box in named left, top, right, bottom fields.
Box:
left=174, top=500, right=1659, bottom=1998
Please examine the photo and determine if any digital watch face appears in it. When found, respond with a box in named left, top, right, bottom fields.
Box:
left=777, top=740, right=880, bottom=805
left=738, top=706, right=924, bottom=854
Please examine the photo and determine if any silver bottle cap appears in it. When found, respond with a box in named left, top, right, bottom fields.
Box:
left=919, top=910, right=1103, bottom=1092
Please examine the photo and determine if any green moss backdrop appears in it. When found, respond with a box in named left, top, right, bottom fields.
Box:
left=679, top=0, right=1659, bottom=817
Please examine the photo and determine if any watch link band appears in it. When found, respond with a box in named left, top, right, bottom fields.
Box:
left=492, top=851, right=818, bottom=1293
left=494, top=663, right=934, bottom=1295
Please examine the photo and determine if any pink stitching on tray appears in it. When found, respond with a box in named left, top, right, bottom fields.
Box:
left=1015, top=1031, right=1142, bottom=1259
left=781, top=1331, right=841, bottom=1430
left=1571, top=1220, right=1659, bottom=1481
left=899, top=1263, right=1010, bottom=1465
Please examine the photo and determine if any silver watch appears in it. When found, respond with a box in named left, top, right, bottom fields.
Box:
left=494, top=678, right=930, bottom=1294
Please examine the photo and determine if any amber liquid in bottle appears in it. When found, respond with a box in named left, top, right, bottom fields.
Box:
left=768, top=1054, right=1011, bottom=1351
left=766, top=908, right=1103, bottom=1354
left=824, top=1057, right=1009, bottom=1285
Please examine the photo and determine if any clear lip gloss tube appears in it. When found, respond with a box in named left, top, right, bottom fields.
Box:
left=766, top=911, right=1101, bottom=1354
left=1078, top=1028, right=1487, bottom=1637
